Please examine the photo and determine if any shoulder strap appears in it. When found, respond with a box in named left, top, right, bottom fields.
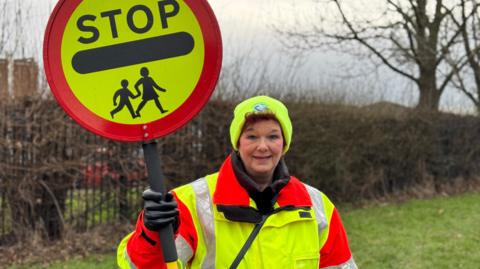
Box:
left=229, top=214, right=269, bottom=269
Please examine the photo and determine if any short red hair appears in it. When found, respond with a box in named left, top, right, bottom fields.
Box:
left=238, top=113, right=285, bottom=147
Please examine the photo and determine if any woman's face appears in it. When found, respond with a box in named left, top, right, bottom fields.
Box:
left=238, top=119, right=284, bottom=183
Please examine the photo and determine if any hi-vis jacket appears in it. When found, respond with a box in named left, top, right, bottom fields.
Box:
left=117, top=155, right=357, bottom=269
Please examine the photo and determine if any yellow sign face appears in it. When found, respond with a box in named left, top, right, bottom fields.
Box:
left=61, top=0, right=204, bottom=124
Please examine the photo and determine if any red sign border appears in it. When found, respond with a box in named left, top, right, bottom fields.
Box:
left=43, top=0, right=222, bottom=142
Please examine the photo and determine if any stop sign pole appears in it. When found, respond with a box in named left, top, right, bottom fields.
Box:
left=142, top=141, right=178, bottom=266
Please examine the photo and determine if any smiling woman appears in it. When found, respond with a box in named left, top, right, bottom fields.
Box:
left=237, top=115, right=284, bottom=190
left=117, top=95, right=358, bottom=269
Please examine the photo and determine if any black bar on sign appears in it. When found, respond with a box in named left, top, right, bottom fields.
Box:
left=72, top=31, right=194, bottom=74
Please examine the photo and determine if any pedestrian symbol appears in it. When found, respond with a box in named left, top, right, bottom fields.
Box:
left=110, top=67, right=169, bottom=119
left=110, top=79, right=139, bottom=119
left=135, top=67, right=168, bottom=117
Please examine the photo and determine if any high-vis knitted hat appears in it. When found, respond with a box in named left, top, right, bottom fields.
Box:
left=229, top=95, right=293, bottom=154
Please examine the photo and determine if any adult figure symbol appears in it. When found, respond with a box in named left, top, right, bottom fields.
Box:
left=134, top=67, right=168, bottom=117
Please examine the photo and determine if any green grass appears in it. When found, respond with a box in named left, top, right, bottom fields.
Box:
left=342, top=192, right=480, bottom=268
left=7, top=192, right=480, bottom=268
left=8, top=254, right=117, bottom=269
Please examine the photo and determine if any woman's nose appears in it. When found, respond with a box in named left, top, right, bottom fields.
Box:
left=257, top=138, right=268, bottom=151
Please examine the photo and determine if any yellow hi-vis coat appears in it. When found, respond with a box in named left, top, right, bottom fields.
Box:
left=118, top=156, right=356, bottom=269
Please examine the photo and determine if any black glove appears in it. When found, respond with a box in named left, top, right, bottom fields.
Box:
left=142, top=189, right=179, bottom=231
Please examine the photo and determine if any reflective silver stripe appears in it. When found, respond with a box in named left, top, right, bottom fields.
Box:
left=176, top=235, right=194, bottom=265
left=191, top=177, right=215, bottom=269
left=322, top=257, right=358, bottom=269
left=123, top=249, right=137, bottom=269
left=305, top=184, right=328, bottom=232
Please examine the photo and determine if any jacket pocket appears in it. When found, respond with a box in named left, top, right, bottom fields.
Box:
left=294, top=253, right=319, bottom=269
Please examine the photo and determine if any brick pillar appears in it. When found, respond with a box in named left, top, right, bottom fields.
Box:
left=13, top=58, right=38, bottom=100
left=0, top=59, right=7, bottom=100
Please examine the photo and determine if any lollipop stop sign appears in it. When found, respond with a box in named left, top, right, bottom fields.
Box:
left=44, top=0, right=222, bottom=141
left=44, top=0, right=222, bottom=266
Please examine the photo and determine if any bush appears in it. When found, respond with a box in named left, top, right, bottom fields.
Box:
left=286, top=101, right=480, bottom=202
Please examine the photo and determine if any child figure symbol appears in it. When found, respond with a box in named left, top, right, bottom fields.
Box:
left=110, top=79, right=140, bottom=119
left=134, top=67, right=168, bottom=117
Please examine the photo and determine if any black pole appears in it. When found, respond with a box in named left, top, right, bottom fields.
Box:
left=142, top=140, right=178, bottom=263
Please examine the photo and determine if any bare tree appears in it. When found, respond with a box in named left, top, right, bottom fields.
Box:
left=0, top=1, right=6, bottom=53
left=447, top=0, right=480, bottom=113
left=277, top=0, right=477, bottom=111
left=0, top=1, right=32, bottom=58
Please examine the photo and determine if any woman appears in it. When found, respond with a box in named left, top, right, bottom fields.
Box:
left=117, top=96, right=357, bottom=269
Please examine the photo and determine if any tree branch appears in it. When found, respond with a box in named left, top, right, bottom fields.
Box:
left=333, top=0, right=418, bottom=82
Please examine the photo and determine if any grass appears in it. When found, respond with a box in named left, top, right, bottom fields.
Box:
left=7, top=191, right=480, bottom=268
left=8, top=254, right=117, bottom=269
left=342, top=191, right=480, bottom=268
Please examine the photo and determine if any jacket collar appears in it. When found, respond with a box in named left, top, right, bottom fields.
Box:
left=212, top=154, right=312, bottom=208
left=231, top=152, right=289, bottom=198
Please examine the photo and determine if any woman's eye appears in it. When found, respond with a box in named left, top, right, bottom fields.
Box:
left=268, top=134, right=280, bottom=140
left=246, top=135, right=257, bottom=140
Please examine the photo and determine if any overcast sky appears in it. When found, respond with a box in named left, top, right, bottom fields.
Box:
left=0, top=0, right=473, bottom=113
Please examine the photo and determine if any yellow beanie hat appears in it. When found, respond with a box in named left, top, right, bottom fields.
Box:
left=229, top=95, right=293, bottom=154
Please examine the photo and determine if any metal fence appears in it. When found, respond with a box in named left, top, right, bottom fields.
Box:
left=0, top=103, right=150, bottom=241
left=1, top=159, right=149, bottom=236
left=0, top=96, right=232, bottom=244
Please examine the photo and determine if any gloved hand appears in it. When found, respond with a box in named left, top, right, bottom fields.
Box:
left=142, top=189, right=179, bottom=231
